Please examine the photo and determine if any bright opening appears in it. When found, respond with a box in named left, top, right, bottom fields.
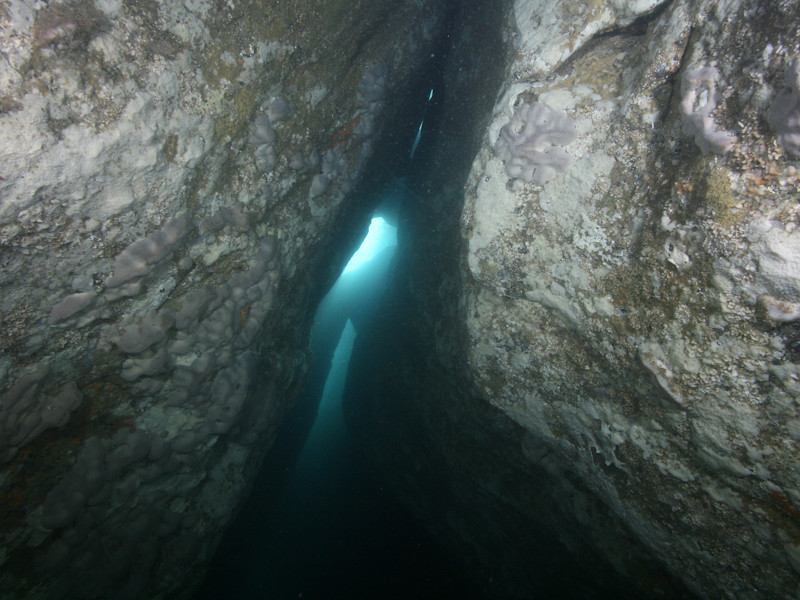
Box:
left=410, top=88, right=434, bottom=160
left=342, top=217, right=397, bottom=274
left=293, top=318, right=356, bottom=480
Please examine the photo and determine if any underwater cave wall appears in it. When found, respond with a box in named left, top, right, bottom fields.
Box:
left=0, top=1, right=453, bottom=598
left=351, top=1, right=800, bottom=599
left=344, top=1, right=694, bottom=598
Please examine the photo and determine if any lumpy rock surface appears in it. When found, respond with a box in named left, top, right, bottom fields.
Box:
left=461, top=0, right=800, bottom=598
left=0, top=0, right=447, bottom=598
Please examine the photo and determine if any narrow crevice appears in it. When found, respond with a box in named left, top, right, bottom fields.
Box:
left=552, top=0, right=677, bottom=79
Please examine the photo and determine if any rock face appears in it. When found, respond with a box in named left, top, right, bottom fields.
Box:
left=3, top=0, right=800, bottom=598
left=0, top=0, right=448, bottom=598
left=462, top=1, right=800, bottom=597
left=350, top=1, right=800, bottom=599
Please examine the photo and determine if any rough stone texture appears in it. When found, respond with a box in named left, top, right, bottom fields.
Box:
left=0, top=0, right=447, bottom=598
left=4, top=0, right=800, bottom=598
left=347, top=1, right=695, bottom=598
left=461, top=0, right=800, bottom=598
left=348, top=1, right=800, bottom=600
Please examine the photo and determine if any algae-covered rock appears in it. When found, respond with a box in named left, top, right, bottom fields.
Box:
left=0, top=0, right=449, bottom=597
left=462, top=0, right=800, bottom=597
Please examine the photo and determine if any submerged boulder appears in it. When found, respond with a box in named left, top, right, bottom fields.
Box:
left=460, top=0, right=800, bottom=597
left=0, top=0, right=450, bottom=597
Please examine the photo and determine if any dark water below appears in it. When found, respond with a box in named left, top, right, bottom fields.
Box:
left=192, top=358, right=478, bottom=600
left=193, top=206, right=479, bottom=600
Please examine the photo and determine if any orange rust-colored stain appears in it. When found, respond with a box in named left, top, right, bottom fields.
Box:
left=2, top=490, right=24, bottom=511
left=673, top=181, right=694, bottom=195
left=330, top=116, right=361, bottom=149
left=239, top=304, right=251, bottom=328
left=770, top=491, right=799, bottom=517
left=86, top=381, right=118, bottom=394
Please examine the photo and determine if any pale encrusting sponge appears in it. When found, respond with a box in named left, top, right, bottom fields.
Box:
left=679, top=67, right=736, bottom=155
left=494, top=101, right=576, bottom=185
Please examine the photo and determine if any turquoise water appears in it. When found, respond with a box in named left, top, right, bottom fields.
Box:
left=193, top=195, right=478, bottom=600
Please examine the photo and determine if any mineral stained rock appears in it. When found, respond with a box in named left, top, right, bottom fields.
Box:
left=461, top=0, right=800, bottom=598
left=0, top=0, right=448, bottom=598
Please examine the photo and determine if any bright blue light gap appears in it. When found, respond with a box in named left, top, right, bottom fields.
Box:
left=343, top=217, right=397, bottom=274
left=293, top=318, right=356, bottom=479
